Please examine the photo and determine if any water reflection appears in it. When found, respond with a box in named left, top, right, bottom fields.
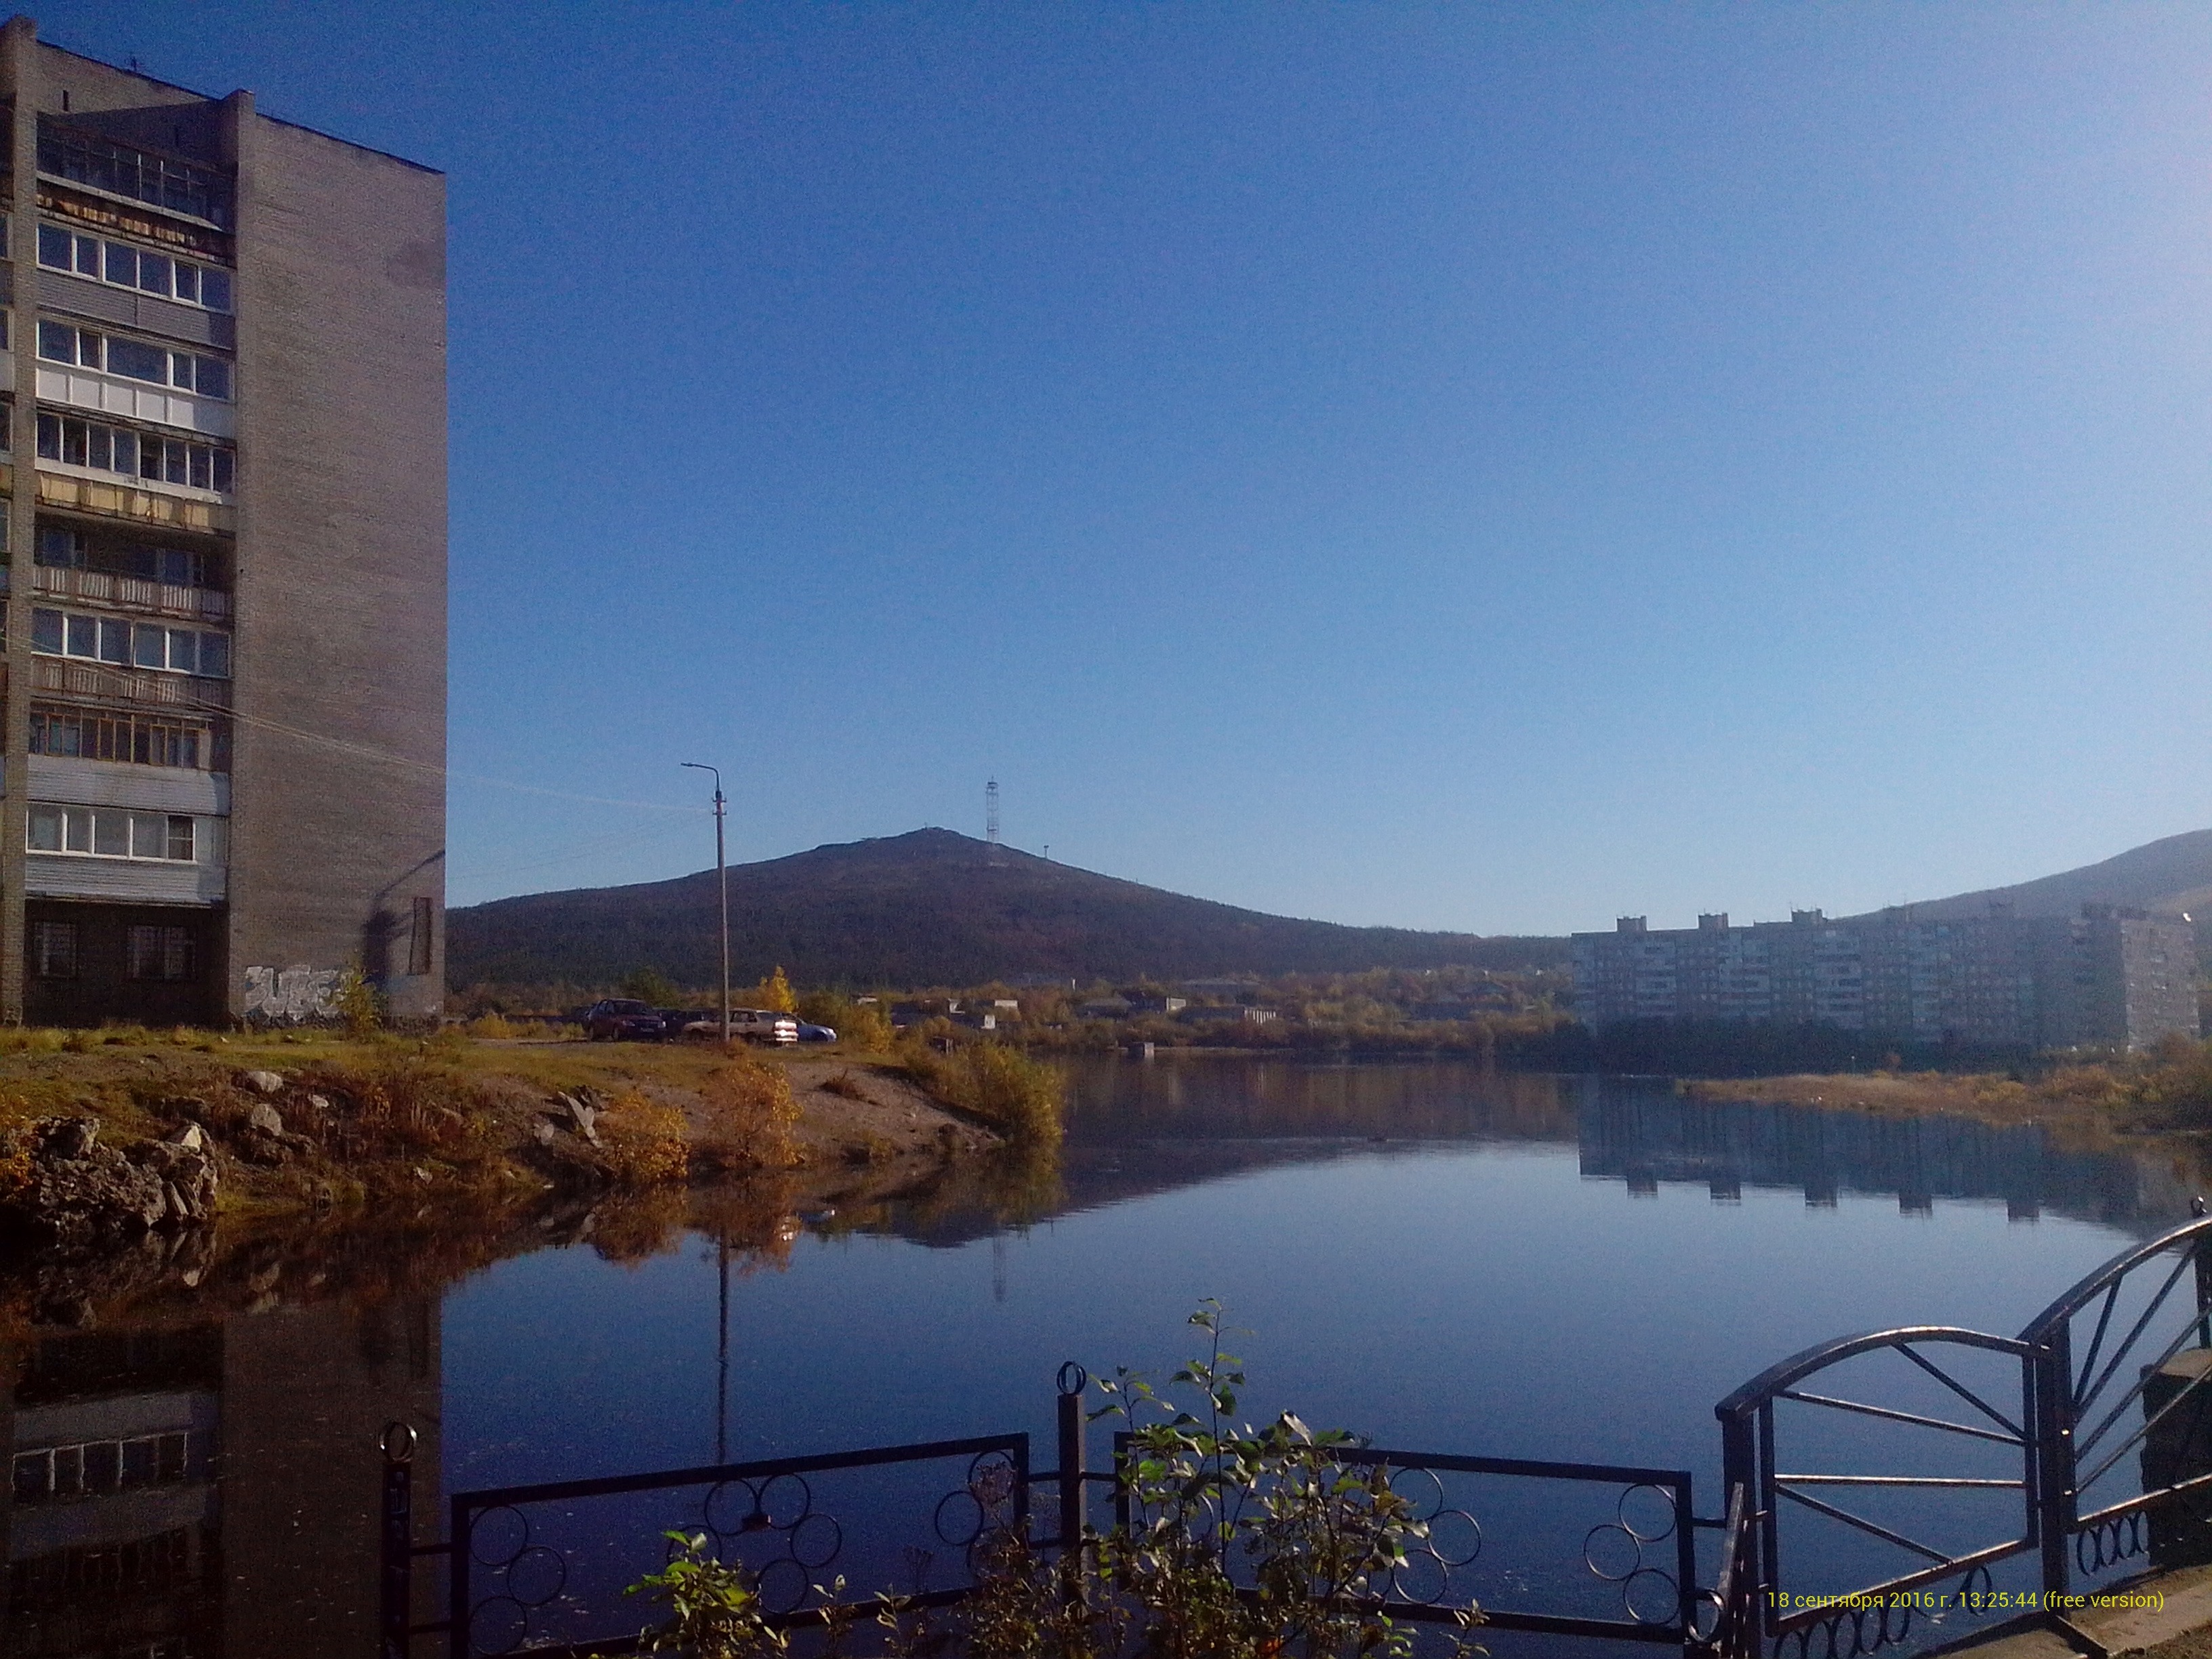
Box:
left=1, top=1060, right=2202, bottom=1657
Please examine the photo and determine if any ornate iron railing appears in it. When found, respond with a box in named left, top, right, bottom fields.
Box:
left=376, top=1211, right=2212, bottom=1659
left=1713, top=1210, right=2212, bottom=1659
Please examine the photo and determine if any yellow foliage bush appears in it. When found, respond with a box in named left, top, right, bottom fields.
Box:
left=598, top=1088, right=690, bottom=1186
left=901, top=1040, right=1063, bottom=1149
left=694, top=1057, right=798, bottom=1171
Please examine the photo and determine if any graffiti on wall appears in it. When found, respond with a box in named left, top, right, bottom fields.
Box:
left=243, top=964, right=342, bottom=1023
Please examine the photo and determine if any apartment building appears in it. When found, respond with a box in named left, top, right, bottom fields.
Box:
left=1572, top=905, right=2198, bottom=1051
left=0, top=20, right=445, bottom=1025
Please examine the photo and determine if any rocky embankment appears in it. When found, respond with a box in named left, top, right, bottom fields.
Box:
left=0, top=1043, right=1002, bottom=1266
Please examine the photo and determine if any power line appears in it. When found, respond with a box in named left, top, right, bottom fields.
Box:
left=127, top=678, right=709, bottom=813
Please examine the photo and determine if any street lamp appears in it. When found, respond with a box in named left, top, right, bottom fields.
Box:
left=681, top=762, right=730, bottom=1046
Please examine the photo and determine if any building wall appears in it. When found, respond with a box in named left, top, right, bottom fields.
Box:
left=1572, top=907, right=2200, bottom=1052
left=0, top=25, right=448, bottom=1027
left=228, top=105, right=448, bottom=1022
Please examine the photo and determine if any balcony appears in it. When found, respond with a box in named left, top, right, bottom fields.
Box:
left=33, top=469, right=234, bottom=535
left=29, top=565, right=230, bottom=623
left=37, top=363, right=234, bottom=439
left=30, top=656, right=230, bottom=711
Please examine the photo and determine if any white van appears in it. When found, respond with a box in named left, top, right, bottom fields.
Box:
left=681, top=1008, right=798, bottom=1045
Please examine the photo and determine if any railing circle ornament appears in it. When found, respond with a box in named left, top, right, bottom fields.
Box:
left=466, top=1593, right=531, bottom=1658
left=1583, top=1521, right=1642, bottom=1582
left=1387, top=1465, right=1446, bottom=1523
left=468, top=1504, right=531, bottom=1570
left=1618, top=1481, right=1677, bottom=1544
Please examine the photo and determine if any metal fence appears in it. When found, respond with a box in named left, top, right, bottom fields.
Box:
left=380, top=1211, right=2212, bottom=1659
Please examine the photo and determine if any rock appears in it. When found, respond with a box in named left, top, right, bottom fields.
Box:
left=40, top=1118, right=98, bottom=1160
left=168, top=1122, right=206, bottom=1153
left=305, top=1094, right=333, bottom=1114
left=532, top=1118, right=558, bottom=1147
left=247, top=1103, right=285, bottom=1136
left=239, top=1070, right=286, bottom=1095
left=11, top=1117, right=173, bottom=1246
left=139, top=1141, right=218, bottom=1222
left=556, top=1092, right=602, bottom=1146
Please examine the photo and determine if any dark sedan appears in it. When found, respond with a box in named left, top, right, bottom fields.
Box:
left=582, top=998, right=669, bottom=1041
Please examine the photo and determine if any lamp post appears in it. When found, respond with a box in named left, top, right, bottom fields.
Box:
left=681, top=762, right=730, bottom=1046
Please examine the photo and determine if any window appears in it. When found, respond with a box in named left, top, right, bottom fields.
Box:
left=31, top=710, right=213, bottom=769
left=32, top=607, right=229, bottom=677
left=38, top=117, right=233, bottom=227
left=35, top=413, right=233, bottom=495
left=12, top=1431, right=196, bottom=1501
left=127, top=926, right=197, bottom=981
left=28, top=805, right=197, bottom=861
left=30, top=920, right=77, bottom=979
left=35, top=220, right=232, bottom=308
left=409, top=896, right=434, bottom=977
left=35, top=527, right=85, bottom=569
left=36, top=528, right=209, bottom=588
left=37, top=321, right=231, bottom=399
left=37, top=319, right=89, bottom=365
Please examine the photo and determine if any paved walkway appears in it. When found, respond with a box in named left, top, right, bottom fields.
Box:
left=1929, top=1565, right=2212, bottom=1659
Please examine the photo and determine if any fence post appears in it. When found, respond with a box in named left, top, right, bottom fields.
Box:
left=2036, top=1324, right=2074, bottom=1597
left=1057, top=1361, right=1088, bottom=1551
left=380, top=1422, right=416, bottom=1659
left=1057, top=1360, right=1090, bottom=1614
left=1717, top=1410, right=1759, bottom=1657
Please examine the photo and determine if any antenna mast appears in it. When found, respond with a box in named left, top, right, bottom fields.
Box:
left=986, top=779, right=1000, bottom=847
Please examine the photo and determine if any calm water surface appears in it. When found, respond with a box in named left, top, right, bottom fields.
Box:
left=7, top=1059, right=2200, bottom=1657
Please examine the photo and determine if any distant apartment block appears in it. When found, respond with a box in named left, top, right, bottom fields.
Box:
left=1571, top=905, right=2198, bottom=1051
left=0, top=21, right=447, bottom=1025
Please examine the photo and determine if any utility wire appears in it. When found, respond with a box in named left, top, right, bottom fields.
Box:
left=49, top=673, right=709, bottom=815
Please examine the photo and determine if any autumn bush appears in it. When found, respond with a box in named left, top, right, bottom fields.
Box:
left=691, top=1057, right=798, bottom=1173
left=900, top=1039, right=1063, bottom=1149
left=596, top=1088, right=691, bottom=1186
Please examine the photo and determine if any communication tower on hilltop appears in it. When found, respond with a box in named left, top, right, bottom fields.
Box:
left=986, top=779, right=1001, bottom=846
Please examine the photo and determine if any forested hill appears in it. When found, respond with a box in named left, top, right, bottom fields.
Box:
left=1851, top=828, right=2212, bottom=923
left=445, top=828, right=1565, bottom=991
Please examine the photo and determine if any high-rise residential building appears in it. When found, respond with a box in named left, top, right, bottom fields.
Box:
left=0, top=20, right=445, bottom=1026
left=1571, top=905, right=2198, bottom=1052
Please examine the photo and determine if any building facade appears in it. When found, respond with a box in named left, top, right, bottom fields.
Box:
left=0, top=20, right=445, bottom=1025
left=1572, top=905, right=2198, bottom=1051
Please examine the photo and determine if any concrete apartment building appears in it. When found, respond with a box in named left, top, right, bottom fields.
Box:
left=0, top=20, right=445, bottom=1026
left=1572, top=905, right=2198, bottom=1051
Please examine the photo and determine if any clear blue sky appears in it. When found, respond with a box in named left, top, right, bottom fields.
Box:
left=47, top=3, right=2212, bottom=935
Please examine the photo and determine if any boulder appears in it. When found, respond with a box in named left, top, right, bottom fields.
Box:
left=238, top=1070, right=285, bottom=1096
left=9, top=1117, right=196, bottom=1247
left=168, top=1122, right=206, bottom=1153
left=138, top=1140, right=218, bottom=1223
left=247, top=1103, right=285, bottom=1136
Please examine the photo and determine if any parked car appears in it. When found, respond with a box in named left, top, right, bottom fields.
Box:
left=795, top=1022, right=837, bottom=1043
left=676, top=1008, right=799, bottom=1045
left=731, top=1008, right=799, bottom=1045
left=583, top=998, right=668, bottom=1042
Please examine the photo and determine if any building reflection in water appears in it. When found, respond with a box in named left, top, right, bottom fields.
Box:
left=3, top=1296, right=439, bottom=1659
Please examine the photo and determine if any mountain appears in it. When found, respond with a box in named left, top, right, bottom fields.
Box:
left=1853, top=828, right=2212, bottom=924
left=445, top=828, right=1565, bottom=991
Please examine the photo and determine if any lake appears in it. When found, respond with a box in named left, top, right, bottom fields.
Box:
left=5, top=1057, right=2203, bottom=1657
